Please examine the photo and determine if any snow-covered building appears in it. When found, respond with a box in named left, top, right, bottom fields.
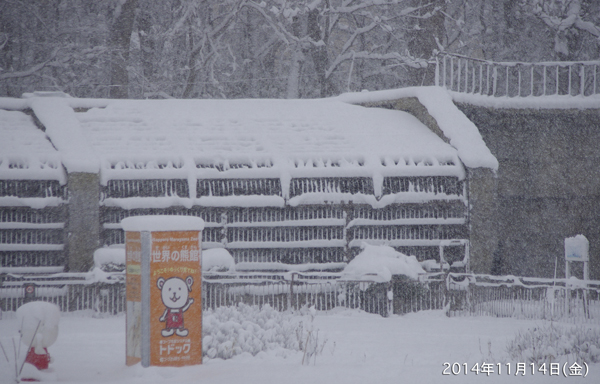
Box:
left=0, top=107, right=67, bottom=274
left=0, top=88, right=498, bottom=276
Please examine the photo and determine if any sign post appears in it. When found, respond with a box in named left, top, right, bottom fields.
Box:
left=564, top=235, right=589, bottom=281
left=23, top=283, right=36, bottom=303
left=122, top=215, right=205, bottom=367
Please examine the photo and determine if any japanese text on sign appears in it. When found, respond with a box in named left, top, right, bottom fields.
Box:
left=152, top=246, right=200, bottom=263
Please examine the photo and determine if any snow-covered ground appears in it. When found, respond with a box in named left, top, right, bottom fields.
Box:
left=1, top=308, right=596, bottom=383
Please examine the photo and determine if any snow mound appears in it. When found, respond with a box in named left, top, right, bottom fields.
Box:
left=16, top=301, right=60, bottom=350
left=87, top=246, right=127, bottom=281
left=342, top=243, right=425, bottom=282
left=20, top=362, right=58, bottom=382
left=93, top=246, right=125, bottom=269
left=202, top=248, right=236, bottom=272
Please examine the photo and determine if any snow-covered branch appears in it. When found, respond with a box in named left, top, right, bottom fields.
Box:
left=338, top=22, right=379, bottom=57
left=326, top=50, right=426, bottom=78
left=0, top=48, right=59, bottom=81
left=529, top=0, right=600, bottom=38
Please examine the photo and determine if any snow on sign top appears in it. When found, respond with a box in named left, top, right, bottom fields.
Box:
left=71, top=98, right=464, bottom=182
left=0, top=109, right=65, bottom=183
left=121, top=215, right=205, bottom=232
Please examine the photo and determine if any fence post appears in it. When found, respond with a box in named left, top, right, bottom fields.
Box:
left=443, top=273, right=449, bottom=317
left=435, top=55, right=439, bottom=87
left=387, top=281, right=393, bottom=316
left=289, top=272, right=297, bottom=311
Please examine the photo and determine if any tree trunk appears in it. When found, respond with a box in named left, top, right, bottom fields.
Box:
left=407, top=0, right=446, bottom=86
left=286, top=47, right=304, bottom=99
left=181, top=29, right=200, bottom=99
left=307, top=8, right=331, bottom=97
left=286, top=15, right=305, bottom=99
left=109, top=0, right=138, bottom=99
left=137, top=6, right=154, bottom=81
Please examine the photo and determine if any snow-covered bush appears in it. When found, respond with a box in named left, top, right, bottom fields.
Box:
left=391, top=275, right=431, bottom=314
left=202, top=304, right=323, bottom=361
left=297, top=306, right=327, bottom=365
left=93, top=246, right=126, bottom=272
left=507, top=325, right=600, bottom=364
left=202, top=248, right=236, bottom=272
left=342, top=243, right=425, bottom=282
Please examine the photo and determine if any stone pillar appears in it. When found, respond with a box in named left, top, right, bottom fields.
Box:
left=468, top=168, right=498, bottom=274
left=66, top=172, right=100, bottom=272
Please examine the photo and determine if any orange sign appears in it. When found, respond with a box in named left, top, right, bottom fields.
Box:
left=125, top=231, right=142, bottom=366
left=149, top=231, right=202, bottom=366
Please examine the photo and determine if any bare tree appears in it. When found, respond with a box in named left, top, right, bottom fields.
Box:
left=524, top=0, right=600, bottom=60
left=109, top=0, right=138, bottom=99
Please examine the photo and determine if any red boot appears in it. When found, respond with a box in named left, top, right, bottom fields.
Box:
left=21, top=347, right=51, bottom=381
left=25, top=347, right=51, bottom=370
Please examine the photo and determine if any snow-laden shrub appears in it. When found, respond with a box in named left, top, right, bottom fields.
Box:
left=202, top=248, right=236, bottom=272
left=507, top=325, right=600, bottom=364
left=342, top=243, right=424, bottom=282
left=203, top=304, right=321, bottom=360
left=297, top=306, right=327, bottom=365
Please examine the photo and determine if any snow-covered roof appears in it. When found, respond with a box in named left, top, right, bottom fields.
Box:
left=0, top=89, right=505, bottom=195
left=78, top=98, right=464, bottom=182
left=0, top=109, right=65, bottom=183
left=0, top=95, right=475, bottom=187
left=336, top=86, right=498, bottom=170
left=29, top=97, right=99, bottom=174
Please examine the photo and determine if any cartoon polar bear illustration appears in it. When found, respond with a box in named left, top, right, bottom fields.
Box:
left=157, top=276, right=194, bottom=337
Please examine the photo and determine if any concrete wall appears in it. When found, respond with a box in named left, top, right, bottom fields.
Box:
left=66, top=172, right=100, bottom=272
left=467, top=168, right=498, bottom=274
left=457, top=105, right=600, bottom=279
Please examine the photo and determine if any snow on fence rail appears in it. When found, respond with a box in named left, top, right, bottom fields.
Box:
left=0, top=282, right=125, bottom=314
left=445, top=273, right=600, bottom=323
left=436, top=52, right=600, bottom=98
left=0, top=272, right=445, bottom=317
left=1, top=272, right=598, bottom=323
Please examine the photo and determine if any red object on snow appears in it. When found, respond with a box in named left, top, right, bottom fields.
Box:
left=25, top=347, right=51, bottom=370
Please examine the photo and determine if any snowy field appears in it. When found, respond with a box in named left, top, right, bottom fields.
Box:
left=1, top=308, right=597, bottom=384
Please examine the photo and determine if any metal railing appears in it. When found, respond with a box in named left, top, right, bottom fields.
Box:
left=201, top=273, right=397, bottom=317
left=0, top=272, right=432, bottom=317
left=446, top=273, right=600, bottom=323
left=2, top=271, right=598, bottom=323
left=0, top=282, right=125, bottom=314
left=436, top=52, right=600, bottom=98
